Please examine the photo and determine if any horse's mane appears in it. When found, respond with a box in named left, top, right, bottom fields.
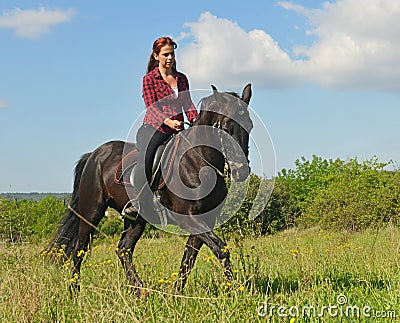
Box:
left=224, top=91, right=240, bottom=98
left=194, top=90, right=240, bottom=126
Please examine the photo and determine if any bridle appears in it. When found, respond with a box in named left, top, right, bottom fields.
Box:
left=179, top=127, right=227, bottom=178
left=182, top=106, right=249, bottom=179
left=215, top=122, right=249, bottom=176
left=210, top=99, right=250, bottom=175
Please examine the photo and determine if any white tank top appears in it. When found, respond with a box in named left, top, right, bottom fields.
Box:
left=172, top=87, right=179, bottom=98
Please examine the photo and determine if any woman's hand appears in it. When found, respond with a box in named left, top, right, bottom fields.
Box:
left=164, top=118, right=183, bottom=131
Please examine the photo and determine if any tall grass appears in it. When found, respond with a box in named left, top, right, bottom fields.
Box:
left=1, top=227, right=399, bottom=322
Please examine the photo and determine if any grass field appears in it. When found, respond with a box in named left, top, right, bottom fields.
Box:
left=1, top=227, right=399, bottom=322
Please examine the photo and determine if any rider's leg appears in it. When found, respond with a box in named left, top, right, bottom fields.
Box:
left=124, top=125, right=170, bottom=221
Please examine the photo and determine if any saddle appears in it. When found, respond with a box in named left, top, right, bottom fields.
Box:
left=114, top=135, right=180, bottom=191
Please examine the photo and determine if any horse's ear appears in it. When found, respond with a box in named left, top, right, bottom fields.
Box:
left=241, top=83, right=252, bottom=105
left=211, top=85, right=224, bottom=104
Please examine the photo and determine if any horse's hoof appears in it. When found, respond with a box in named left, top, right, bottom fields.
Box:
left=174, top=280, right=185, bottom=294
left=128, top=283, right=148, bottom=297
left=132, top=286, right=151, bottom=297
left=69, top=283, right=80, bottom=298
left=140, top=289, right=152, bottom=297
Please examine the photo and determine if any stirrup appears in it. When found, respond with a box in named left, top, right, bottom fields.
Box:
left=122, top=199, right=138, bottom=217
left=153, top=192, right=168, bottom=228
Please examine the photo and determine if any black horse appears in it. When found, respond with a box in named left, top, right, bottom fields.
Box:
left=47, top=84, right=253, bottom=293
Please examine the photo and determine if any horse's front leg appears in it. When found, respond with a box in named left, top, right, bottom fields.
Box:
left=176, top=235, right=204, bottom=292
left=116, top=215, right=146, bottom=295
left=200, top=231, right=233, bottom=281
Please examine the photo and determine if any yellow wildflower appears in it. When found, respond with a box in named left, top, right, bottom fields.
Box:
left=221, top=281, right=231, bottom=290
left=69, top=273, right=79, bottom=284
left=204, top=255, right=216, bottom=263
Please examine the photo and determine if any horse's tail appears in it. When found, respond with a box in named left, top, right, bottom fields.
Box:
left=45, top=152, right=92, bottom=262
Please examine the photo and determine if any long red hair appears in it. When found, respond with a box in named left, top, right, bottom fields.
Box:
left=147, top=37, right=178, bottom=73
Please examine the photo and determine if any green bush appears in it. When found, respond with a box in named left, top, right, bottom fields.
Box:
left=220, top=174, right=263, bottom=237
left=220, top=174, right=287, bottom=237
left=221, top=155, right=399, bottom=235
left=254, top=180, right=298, bottom=234
left=277, top=156, right=399, bottom=231
left=278, top=155, right=346, bottom=213
left=97, top=209, right=123, bottom=237
left=301, top=159, right=400, bottom=230
left=96, top=208, right=160, bottom=239
left=0, top=197, right=66, bottom=241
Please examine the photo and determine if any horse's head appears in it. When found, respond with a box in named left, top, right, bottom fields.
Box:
left=198, top=84, right=253, bottom=182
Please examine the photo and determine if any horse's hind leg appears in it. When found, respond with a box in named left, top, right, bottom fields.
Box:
left=70, top=200, right=107, bottom=293
left=176, top=235, right=204, bottom=292
left=70, top=222, right=92, bottom=293
left=116, top=215, right=146, bottom=295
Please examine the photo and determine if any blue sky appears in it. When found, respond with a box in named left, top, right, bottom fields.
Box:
left=1, top=0, right=399, bottom=192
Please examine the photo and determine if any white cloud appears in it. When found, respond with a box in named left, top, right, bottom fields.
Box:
left=0, top=99, right=10, bottom=108
left=0, top=7, right=75, bottom=39
left=283, top=0, right=400, bottom=91
left=178, top=12, right=302, bottom=89
left=179, top=1, right=400, bottom=92
left=277, top=1, right=316, bottom=19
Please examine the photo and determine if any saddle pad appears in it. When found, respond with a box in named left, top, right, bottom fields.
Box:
left=113, top=135, right=181, bottom=188
left=114, top=148, right=139, bottom=186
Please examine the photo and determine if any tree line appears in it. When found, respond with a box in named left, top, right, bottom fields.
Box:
left=1, top=156, right=399, bottom=241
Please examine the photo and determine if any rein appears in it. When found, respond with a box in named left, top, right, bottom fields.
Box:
left=180, top=133, right=227, bottom=179
left=68, top=204, right=108, bottom=238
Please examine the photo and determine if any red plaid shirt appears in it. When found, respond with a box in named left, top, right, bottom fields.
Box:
left=142, top=67, right=198, bottom=134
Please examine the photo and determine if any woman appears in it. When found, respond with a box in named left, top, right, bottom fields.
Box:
left=130, top=36, right=198, bottom=218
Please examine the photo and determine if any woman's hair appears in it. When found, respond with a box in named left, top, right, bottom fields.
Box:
left=147, top=36, right=178, bottom=73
